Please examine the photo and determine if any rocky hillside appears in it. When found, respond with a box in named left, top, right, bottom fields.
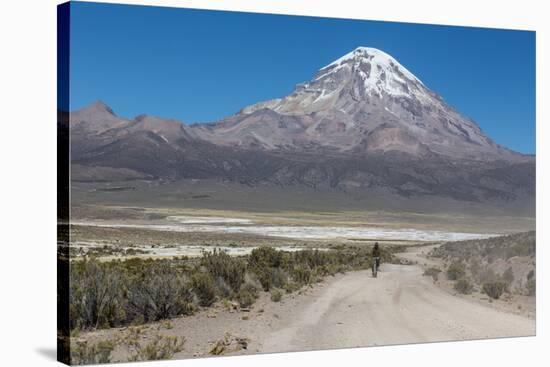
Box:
left=430, top=232, right=536, bottom=296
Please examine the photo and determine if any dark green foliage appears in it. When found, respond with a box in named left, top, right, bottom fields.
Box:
left=190, top=272, right=217, bottom=307
left=126, top=263, right=194, bottom=322
left=236, top=276, right=260, bottom=308
left=526, top=279, right=536, bottom=296
left=249, top=247, right=287, bottom=269
left=291, top=264, right=313, bottom=285
left=270, top=289, right=283, bottom=302
left=248, top=247, right=289, bottom=291
left=201, top=249, right=246, bottom=294
left=483, top=281, right=507, bottom=299
left=69, top=258, right=124, bottom=330
left=71, top=339, right=115, bottom=365
left=246, top=245, right=391, bottom=290
left=270, top=267, right=289, bottom=289
left=236, top=288, right=257, bottom=308
left=447, top=261, right=466, bottom=281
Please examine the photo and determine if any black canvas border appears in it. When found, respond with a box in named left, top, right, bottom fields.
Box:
left=57, top=2, right=71, bottom=365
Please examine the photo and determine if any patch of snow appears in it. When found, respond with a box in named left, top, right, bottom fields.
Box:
left=317, top=47, right=427, bottom=99
left=384, top=107, right=398, bottom=117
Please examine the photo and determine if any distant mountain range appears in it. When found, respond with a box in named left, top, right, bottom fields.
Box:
left=66, top=47, right=535, bottom=209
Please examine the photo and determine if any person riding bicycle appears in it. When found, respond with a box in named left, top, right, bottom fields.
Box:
left=372, top=242, right=381, bottom=276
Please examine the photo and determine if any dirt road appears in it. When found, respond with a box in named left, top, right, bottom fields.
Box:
left=258, top=250, right=535, bottom=353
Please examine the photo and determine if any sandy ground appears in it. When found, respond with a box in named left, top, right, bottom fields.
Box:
left=83, top=246, right=535, bottom=362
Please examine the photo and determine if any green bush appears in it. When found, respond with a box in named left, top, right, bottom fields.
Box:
left=447, top=261, right=466, bottom=281
left=126, top=264, right=195, bottom=322
left=526, top=278, right=536, bottom=296
left=248, top=247, right=289, bottom=291
left=454, top=278, right=473, bottom=294
left=129, top=335, right=184, bottom=361
left=270, top=267, right=289, bottom=289
left=201, top=249, right=246, bottom=293
left=283, top=280, right=300, bottom=293
left=483, top=281, right=507, bottom=299
left=291, top=264, right=313, bottom=285
left=190, top=273, right=217, bottom=307
left=248, top=247, right=286, bottom=269
left=236, top=287, right=257, bottom=308
left=71, top=339, right=115, bottom=365
left=69, top=258, right=124, bottom=330
left=270, top=289, right=283, bottom=302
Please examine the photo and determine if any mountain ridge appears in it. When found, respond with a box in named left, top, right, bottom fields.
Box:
left=66, top=47, right=535, bottom=211
left=193, top=47, right=526, bottom=161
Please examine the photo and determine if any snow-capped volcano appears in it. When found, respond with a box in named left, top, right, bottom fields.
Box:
left=195, top=47, right=523, bottom=161
left=67, top=47, right=534, bottom=211
left=241, top=46, right=430, bottom=115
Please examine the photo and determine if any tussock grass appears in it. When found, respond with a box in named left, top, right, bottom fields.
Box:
left=430, top=232, right=535, bottom=297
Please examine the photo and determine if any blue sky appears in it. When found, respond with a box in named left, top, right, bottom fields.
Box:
left=69, top=2, right=536, bottom=154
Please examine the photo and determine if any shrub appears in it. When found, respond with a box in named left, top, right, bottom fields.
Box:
left=71, top=339, right=115, bottom=365
left=249, top=247, right=286, bottom=269
left=502, top=267, right=515, bottom=286
left=236, top=278, right=259, bottom=308
left=447, top=261, right=466, bottom=281
left=526, top=278, right=536, bottom=296
left=214, top=277, right=233, bottom=299
left=201, top=250, right=246, bottom=293
left=126, top=264, right=194, bottom=322
left=283, top=280, right=300, bottom=294
left=291, top=264, right=312, bottom=285
left=248, top=247, right=288, bottom=291
left=130, top=335, right=184, bottom=361
left=293, top=249, right=331, bottom=268
left=191, top=273, right=217, bottom=307
left=209, top=333, right=249, bottom=355
left=270, top=267, right=289, bottom=289
left=423, top=267, right=442, bottom=281
left=249, top=266, right=291, bottom=292
left=270, top=289, right=283, bottom=302
left=236, top=287, right=257, bottom=308
left=70, top=258, right=124, bottom=330
left=254, top=269, right=273, bottom=291
left=478, top=267, right=497, bottom=285
left=483, top=281, right=507, bottom=299
left=454, top=278, right=473, bottom=294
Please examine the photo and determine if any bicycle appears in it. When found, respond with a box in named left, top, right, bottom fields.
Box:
left=372, top=256, right=380, bottom=278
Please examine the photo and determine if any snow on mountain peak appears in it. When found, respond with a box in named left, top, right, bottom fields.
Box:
left=314, top=47, right=425, bottom=98
left=240, top=47, right=437, bottom=119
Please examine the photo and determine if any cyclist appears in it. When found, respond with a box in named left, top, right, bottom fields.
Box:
left=372, top=242, right=381, bottom=277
